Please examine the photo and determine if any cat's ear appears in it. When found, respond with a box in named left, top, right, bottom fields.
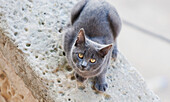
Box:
left=99, top=44, right=112, bottom=57
left=75, top=28, right=85, bottom=46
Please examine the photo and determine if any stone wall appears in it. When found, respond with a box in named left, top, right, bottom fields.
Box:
left=0, top=0, right=160, bottom=102
left=0, top=51, right=38, bottom=102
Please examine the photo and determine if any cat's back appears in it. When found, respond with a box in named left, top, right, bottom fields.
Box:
left=73, top=0, right=116, bottom=43
left=76, top=0, right=110, bottom=27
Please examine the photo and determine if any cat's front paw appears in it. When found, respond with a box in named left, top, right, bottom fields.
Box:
left=75, top=73, right=87, bottom=83
left=95, top=82, right=108, bottom=92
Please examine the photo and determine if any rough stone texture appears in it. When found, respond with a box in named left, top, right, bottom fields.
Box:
left=0, top=0, right=160, bottom=102
left=0, top=51, right=38, bottom=102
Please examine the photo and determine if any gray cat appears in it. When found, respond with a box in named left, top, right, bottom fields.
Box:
left=63, top=0, right=122, bottom=92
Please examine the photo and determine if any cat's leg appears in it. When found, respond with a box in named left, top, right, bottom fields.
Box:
left=108, top=7, right=121, bottom=60
left=108, top=7, right=122, bottom=40
left=112, top=42, right=118, bottom=60
left=94, top=70, right=108, bottom=92
left=71, top=0, right=88, bottom=24
left=75, top=73, right=87, bottom=83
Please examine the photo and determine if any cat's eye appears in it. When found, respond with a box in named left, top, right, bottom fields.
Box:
left=78, top=53, right=83, bottom=59
left=90, top=58, right=96, bottom=63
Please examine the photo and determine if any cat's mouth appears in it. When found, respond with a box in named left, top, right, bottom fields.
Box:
left=72, top=62, right=102, bottom=77
left=78, top=67, right=97, bottom=73
left=78, top=68, right=90, bottom=72
left=79, top=70, right=87, bottom=73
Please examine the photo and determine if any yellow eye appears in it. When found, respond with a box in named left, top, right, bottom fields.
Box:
left=78, top=53, right=83, bottom=59
left=90, top=58, right=96, bottom=63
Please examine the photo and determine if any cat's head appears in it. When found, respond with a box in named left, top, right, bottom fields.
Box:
left=71, top=28, right=112, bottom=72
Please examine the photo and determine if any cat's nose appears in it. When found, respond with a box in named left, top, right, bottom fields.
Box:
left=81, top=65, right=86, bottom=69
left=81, top=61, right=87, bottom=70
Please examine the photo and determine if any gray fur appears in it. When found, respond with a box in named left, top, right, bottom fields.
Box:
left=63, top=0, right=122, bottom=92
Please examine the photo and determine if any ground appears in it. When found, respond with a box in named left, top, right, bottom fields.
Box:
left=108, top=0, right=170, bottom=101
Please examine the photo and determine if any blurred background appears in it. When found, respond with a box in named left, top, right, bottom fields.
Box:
left=107, top=0, right=170, bottom=101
